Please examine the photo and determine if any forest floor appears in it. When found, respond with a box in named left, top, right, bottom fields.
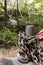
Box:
left=0, top=46, right=19, bottom=63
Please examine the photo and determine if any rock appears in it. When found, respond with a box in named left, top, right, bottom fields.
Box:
left=2, top=57, right=37, bottom=65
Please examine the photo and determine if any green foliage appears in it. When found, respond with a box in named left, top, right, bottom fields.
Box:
left=0, top=0, right=43, bottom=39
left=0, top=2, right=3, bottom=16
left=0, top=27, right=18, bottom=46
left=0, top=2, right=2, bottom=8
left=18, top=0, right=43, bottom=34
left=0, top=11, right=3, bottom=15
left=0, top=2, right=3, bottom=11
left=28, top=14, right=43, bottom=33
left=19, top=0, right=28, bottom=13
left=18, top=13, right=43, bottom=33
left=34, top=0, right=43, bottom=3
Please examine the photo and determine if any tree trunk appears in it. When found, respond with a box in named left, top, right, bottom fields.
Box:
left=16, top=0, right=19, bottom=26
left=4, top=0, right=7, bottom=26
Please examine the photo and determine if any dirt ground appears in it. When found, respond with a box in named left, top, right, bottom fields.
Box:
left=0, top=47, right=19, bottom=62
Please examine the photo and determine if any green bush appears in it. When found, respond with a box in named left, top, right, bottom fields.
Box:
left=0, top=27, right=18, bottom=46
left=18, top=13, right=43, bottom=34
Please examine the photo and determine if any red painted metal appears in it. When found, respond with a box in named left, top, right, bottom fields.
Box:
left=37, top=29, right=43, bottom=40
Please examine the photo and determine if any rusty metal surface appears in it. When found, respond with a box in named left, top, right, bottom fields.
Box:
left=26, top=25, right=34, bottom=36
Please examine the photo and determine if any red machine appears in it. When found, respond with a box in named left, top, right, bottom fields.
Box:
left=37, top=29, right=43, bottom=40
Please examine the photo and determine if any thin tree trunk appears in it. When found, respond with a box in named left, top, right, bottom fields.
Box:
left=16, top=0, right=19, bottom=26
left=4, top=0, right=7, bottom=26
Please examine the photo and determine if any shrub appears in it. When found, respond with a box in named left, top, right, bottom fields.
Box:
left=0, top=27, right=18, bottom=47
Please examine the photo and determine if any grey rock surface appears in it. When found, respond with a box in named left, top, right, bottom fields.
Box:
left=2, top=57, right=43, bottom=65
